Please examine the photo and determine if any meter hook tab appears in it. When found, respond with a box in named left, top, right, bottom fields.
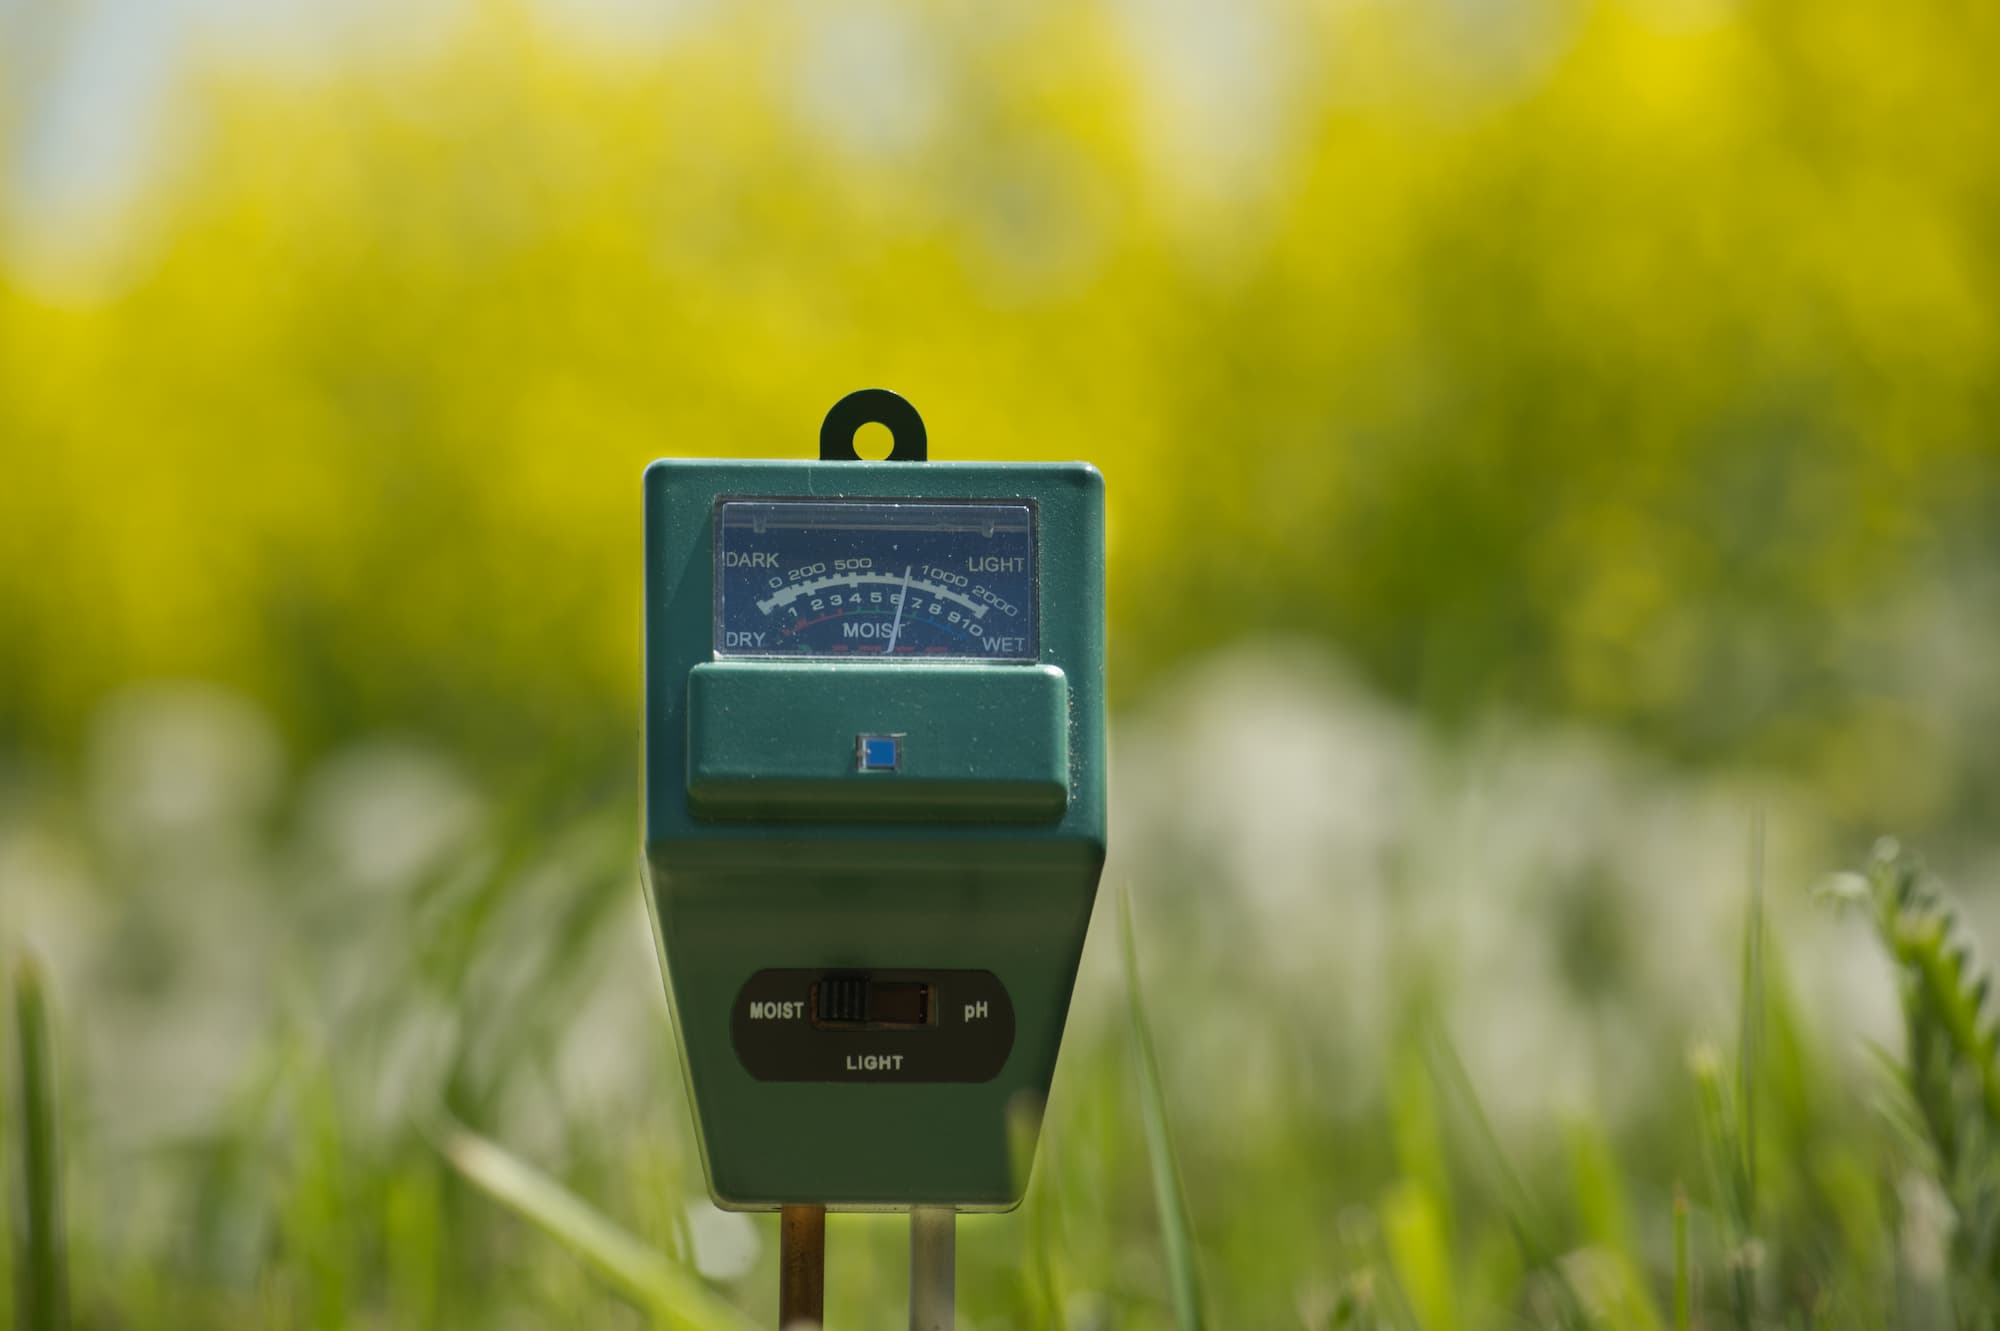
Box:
left=819, top=388, right=928, bottom=462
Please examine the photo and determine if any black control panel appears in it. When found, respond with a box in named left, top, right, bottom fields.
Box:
left=731, top=968, right=1016, bottom=1083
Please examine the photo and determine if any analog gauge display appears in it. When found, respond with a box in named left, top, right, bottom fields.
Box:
left=713, top=500, right=1037, bottom=661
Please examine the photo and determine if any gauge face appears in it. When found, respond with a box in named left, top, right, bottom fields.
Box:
left=713, top=500, right=1038, bottom=661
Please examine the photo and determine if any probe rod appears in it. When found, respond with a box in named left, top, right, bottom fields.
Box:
left=909, top=1206, right=955, bottom=1331
left=779, top=1205, right=826, bottom=1328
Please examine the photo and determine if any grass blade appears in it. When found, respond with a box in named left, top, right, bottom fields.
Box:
left=1730, top=816, right=1766, bottom=1329
left=1672, top=1186, right=1690, bottom=1331
left=1422, top=1029, right=1554, bottom=1264
left=1737, top=813, right=1764, bottom=1229
left=1120, top=886, right=1207, bottom=1331
left=1008, top=1094, right=1068, bottom=1331
left=440, top=1124, right=756, bottom=1331
left=11, top=950, right=68, bottom=1331
left=1379, top=1179, right=1457, bottom=1331
left=1422, top=1028, right=1593, bottom=1328
left=1384, top=1044, right=1459, bottom=1331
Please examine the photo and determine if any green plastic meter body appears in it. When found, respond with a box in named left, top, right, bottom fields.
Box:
left=641, top=396, right=1107, bottom=1210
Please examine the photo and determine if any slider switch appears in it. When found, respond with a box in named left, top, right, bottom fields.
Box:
left=813, top=974, right=933, bottom=1028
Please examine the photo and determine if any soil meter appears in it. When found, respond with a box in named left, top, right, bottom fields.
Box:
left=641, top=389, right=1107, bottom=1324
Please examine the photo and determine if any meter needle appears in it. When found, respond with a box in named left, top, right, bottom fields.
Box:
left=884, top=564, right=913, bottom=654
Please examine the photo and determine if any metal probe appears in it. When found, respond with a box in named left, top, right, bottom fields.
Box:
left=779, top=1205, right=825, bottom=1327
left=909, top=1206, right=955, bottom=1331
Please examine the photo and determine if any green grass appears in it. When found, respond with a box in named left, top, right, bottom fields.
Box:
left=1122, top=886, right=1208, bottom=1331
left=439, top=1121, right=754, bottom=1331
left=10, top=950, right=67, bottom=1331
left=13, top=818, right=2000, bottom=1329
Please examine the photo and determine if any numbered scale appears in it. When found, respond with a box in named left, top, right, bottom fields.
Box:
left=714, top=500, right=1037, bottom=659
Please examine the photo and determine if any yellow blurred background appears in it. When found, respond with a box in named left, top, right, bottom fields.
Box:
left=6, top=0, right=1996, bottom=836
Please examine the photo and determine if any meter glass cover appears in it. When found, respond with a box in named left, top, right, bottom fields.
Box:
left=714, top=500, right=1037, bottom=661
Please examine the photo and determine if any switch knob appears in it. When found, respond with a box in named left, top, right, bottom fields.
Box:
left=817, top=975, right=868, bottom=1024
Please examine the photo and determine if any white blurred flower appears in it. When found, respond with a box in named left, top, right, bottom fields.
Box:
left=682, top=1200, right=760, bottom=1282
left=300, top=741, right=482, bottom=892
left=88, top=680, right=284, bottom=848
left=1104, top=639, right=1893, bottom=1136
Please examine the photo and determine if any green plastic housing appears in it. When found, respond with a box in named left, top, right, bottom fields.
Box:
left=642, top=459, right=1107, bottom=1210
left=686, top=663, right=1070, bottom=821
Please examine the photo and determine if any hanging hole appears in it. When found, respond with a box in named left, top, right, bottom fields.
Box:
left=819, top=389, right=928, bottom=462
left=852, top=422, right=895, bottom=461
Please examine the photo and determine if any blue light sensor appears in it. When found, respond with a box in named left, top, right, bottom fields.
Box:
left=857, top=734, right=903, bottom=772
